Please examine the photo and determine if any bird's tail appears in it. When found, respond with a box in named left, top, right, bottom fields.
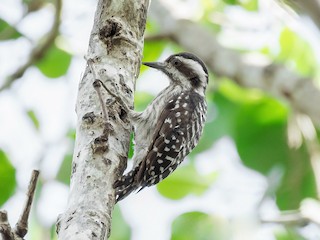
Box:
left=113, top=168, right=139, bottom=202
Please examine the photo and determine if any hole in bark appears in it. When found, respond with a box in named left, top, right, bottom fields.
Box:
left=119, top=108, right=127, bottom=121
left=99, top=20, right=121, bottom=40
left=92, top=80, right=101, bottom=89
left=94, top=136, right=108, bottom=144
left=82, top=112, right=96, bottom=124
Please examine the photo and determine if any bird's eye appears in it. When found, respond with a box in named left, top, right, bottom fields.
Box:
left=173, top=59, right=181, bottom=66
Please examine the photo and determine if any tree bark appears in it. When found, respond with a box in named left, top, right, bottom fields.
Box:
left=56, top=0, right=149, bottom=239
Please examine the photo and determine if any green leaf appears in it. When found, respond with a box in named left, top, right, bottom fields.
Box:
left=27, top=110, right=40, bottom=130
left=234, top=97, right=289, bottom=174
left=171, top=212, right=229, bottom=240
left=56, top=154, right=72, bottom=185
left=218, top=78, right=266, bottom=104
left=35, top=44, right=72, bottom=78
left=0, top=150, right=16, bottom=206
left=110, top=206, right=131, bottom=240
left=0, top=18, right=22, bottom=40
left=228, top=84, right=317, bottom=209
left=157, top=164, right=217, bottom=200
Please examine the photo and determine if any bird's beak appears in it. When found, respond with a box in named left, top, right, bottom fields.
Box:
left=142, top=61, right=166, bottom=70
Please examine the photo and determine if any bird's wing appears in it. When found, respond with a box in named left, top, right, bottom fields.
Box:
left=141, top=91, right=206, bottom=187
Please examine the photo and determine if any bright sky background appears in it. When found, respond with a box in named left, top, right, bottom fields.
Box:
left=1, top=0, right=320, bottom=239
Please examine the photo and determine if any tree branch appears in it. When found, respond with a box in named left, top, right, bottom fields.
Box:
left=144, top=33, right=173, bottom=42
left=148, top=1, right=320, bottom=127
left=0, top=170, right=40, bottom=240
left=0, top=211, right=17, bottom=240
left=261, top=199, right=320, bottom=227
left=0, top=0, right=62, bottom=91
left=276, top=0, right=320, bottom=31
left=261, top=210, right=309, bottom=226
left=14, top=170, right=40, bottom=237
left=56, top=0, right=149, bottom=239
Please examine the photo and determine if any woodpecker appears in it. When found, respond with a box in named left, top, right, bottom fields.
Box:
left=114, top=52, right=208, bottom=201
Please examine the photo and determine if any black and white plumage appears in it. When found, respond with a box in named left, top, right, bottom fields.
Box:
left=114, top=52, right=208, bottom=201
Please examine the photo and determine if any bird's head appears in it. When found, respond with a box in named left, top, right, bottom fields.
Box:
left=143, top=52, right=208, bottom=96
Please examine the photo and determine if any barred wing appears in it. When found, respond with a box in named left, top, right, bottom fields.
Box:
left=141, top=91, right=207, bottom=187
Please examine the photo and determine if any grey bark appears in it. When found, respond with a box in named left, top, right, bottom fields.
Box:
left=149, top=0, right=320, bottom=127
left=276, top=0, right=320, bottom=31
left=56, top=0, right=149, bottom=239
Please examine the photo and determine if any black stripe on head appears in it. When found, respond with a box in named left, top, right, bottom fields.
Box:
left=189, top=77, right=201, bottom=88
left=166, top=52, right=208, bottom=88
left=166, top=52, right=208, bottom=87
left=172, top=52, right=208, bottom=75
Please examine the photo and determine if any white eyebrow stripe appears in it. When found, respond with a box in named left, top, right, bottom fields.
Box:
left=176, top=57, right=208, bottom=82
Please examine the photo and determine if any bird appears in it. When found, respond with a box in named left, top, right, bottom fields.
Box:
left=114, top=52, right=209, bottom=202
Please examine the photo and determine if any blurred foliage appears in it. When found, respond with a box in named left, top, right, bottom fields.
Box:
left=261, top=27, right=319, bottom=78
left=35, top=43, right=72, bottom=78
left=27, top=109, right=40, bottom=130
left=234, top=96, right=289, bottom=174
left=23, top=0, right=47, bottom=13
left=1, top=0, right=320, bottom=239
left=56, top=153, right=73, bottom=185
left=66, top=128, right=76, bottom=140
left=0, top=18, right=22, bottom=40
left=222, top=0, right=258, bottom=11
left=275, top=228, right=305, bottom=240
left=157, top=164, right=217, bottom=200
left=56, top=130, right=76, bottom=184
left=134, top=91, right=155, bottom=111
left=277, top=28, right=317, bottom=77
left=0, top=150, right=16, bottom=207
left=171, top=211, right=229, bottom=240
left=141, top=40, right=167, bottom=74
left=110, top=206, right=131, bottom=240
left=207, top=80, right=317, bottom=209
left=29, top=215, right=51, bottom=240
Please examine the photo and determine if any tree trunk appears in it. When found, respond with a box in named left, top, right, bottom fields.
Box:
left=56, top=0, right=149, bottom=239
